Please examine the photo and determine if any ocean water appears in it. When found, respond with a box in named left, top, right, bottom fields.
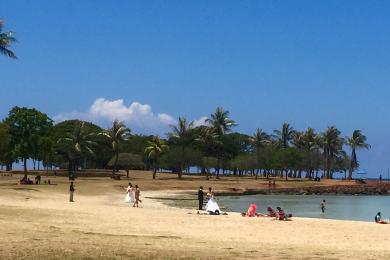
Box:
left=218, top=194, right=390, bottom=222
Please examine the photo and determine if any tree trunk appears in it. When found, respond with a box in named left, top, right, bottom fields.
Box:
left=23, top=157, right=28, bottom=178
left=178, top=146, right=185, bottom=179
left=113, top=152, right=118, bottom=177
left=152, top=168, right=157, bottom=179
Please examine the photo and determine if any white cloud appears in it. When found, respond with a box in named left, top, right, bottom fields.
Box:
left=54, top=98, right=211, bottom=135
left=193, top=116, right=209, bottom=127
left=54, top=98, right=177, bottom=134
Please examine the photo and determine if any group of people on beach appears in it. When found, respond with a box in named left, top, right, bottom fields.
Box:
left=241, top=204, right=293, bottom=220
left=121, top=184, right=390, bottom=224
left=124, top=183, right=141, bottom=207
left=196, top=186, right=293, bottom=220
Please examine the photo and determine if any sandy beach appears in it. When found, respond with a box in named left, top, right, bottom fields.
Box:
left=1, top=172, right=389, bottom=259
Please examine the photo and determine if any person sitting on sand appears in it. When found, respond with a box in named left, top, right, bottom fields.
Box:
left=276, top=207, right=292, bottom=220
left=374, top=212, right=388, bottom=224
left=276, top=207, right=285, bottom=220
left=241, top=203, right=257, bottom=217
left=375, top=212, right=382, bottom=223
left=267, top=207, right=277, bottom=217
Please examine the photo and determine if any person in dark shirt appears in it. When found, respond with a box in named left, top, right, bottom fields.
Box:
left=69, top=182, right=75, bottom=202
left=198, top=186, right=204, bottom=211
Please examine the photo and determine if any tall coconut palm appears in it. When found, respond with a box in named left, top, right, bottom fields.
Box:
left=292, top=131, right=306, bottom=150
left=58, top=121, right=96, bottom=174
left=321, top=126, right=343, bottom=179
left=206, top=107, right=236, bottom=136
left=195, top=126, right=219, bottom=179
left=100, top=120, right=130, bottom=177
left=249, top=128, right=269, bottom=178
left=0, top=19, right=17, bottom=58
left=145, top=136, right=169, bottom=179
left=168, top=117, right=194, bottom=179
left=346, top=130, right=370, bottom=180
left=302, top=128, right=321, bottom=178
left=206, top=107, right=236, bottom=178
left=273, top=123, right=294, bottom=148
left=303, top=128, right=320, bottom=151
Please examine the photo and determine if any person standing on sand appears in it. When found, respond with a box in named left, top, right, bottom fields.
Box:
left=198, top=186, right=204, bottom=211
left=69, top=182, right=75, bottom=202
left=320, top=200, right=326, bottom=213
left=205, top=187, right=221, bottom=214
left=133, top=185, right=141, bottom=207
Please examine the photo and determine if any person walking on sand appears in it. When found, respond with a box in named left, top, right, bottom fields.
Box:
left=69, top=181, right=75, bottom=202
left=198, top=186, right=204, bottom=211
left=320, top=200, right=326, bottom=213
left=133, top=185, right=141, bottom=207
left=125, top=183, right=135, bottom=203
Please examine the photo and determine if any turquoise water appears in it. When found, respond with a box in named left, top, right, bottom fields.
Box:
left=218, top=194, right=390, bottom=222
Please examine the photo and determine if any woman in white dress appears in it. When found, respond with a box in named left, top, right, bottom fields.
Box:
left=124, top=183, right=135, bottom=203
left=205, top=187, right=221, bottom=214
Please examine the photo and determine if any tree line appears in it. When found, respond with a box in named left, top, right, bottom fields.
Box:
left=0, top=106, right=370, bottom=180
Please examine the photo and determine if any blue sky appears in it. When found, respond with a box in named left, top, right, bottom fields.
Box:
left=1, top=1, right=389, bottom=177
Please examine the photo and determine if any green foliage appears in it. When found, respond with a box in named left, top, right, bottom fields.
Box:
left=57, top=121, right=97, bottom=172
left=0, top=19, right=17, bottom=59
left=0, top=105, right=368, bottom=180
left=108, top=153, right=144, bottom=169
left=100, top=120, right=131, bottom=175
left=5, top=107, right=53, bottom=174
left=159, top=146, right=201, bottom=172
left=0, top=122, right=11, bottom=165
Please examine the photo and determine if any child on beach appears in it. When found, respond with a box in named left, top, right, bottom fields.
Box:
left=320, top=200, right=326, bottom=213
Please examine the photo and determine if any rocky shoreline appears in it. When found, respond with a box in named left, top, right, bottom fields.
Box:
left=219, top=182, right=390, bottom=196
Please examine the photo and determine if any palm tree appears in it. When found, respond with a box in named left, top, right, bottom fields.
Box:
left=292, top=131, right=305, bottom=150
left=100, top=120, right=131, bottom=177
left=206, top=107, right=236, bottom=178
left=58, top=121, right=96, bottom=175
left=302, top=128, right=321, bottom=178
left=145, top=136, right=169, bottom=179
left=273, top=123, right=294, bottom=148
left=321, top=126, right=343, bottom=179
left=0, top=19, right=17, bottom=58
left=303, top=128, right=320, bottom=151
left=249, top=128, right=269, bottom=179
left=206, top=107, right=236, bottom=136
left=168, top=117, right=194, bottom=179
left=195, top=126, right=219, bottom=179
left=346, top=130, right=370, bottom=180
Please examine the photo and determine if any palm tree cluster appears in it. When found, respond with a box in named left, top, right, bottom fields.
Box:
left=0, top=106, right=369, bottom=180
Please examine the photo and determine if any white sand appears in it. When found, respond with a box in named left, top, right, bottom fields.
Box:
left=0, top=176, right=389, bottom=259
